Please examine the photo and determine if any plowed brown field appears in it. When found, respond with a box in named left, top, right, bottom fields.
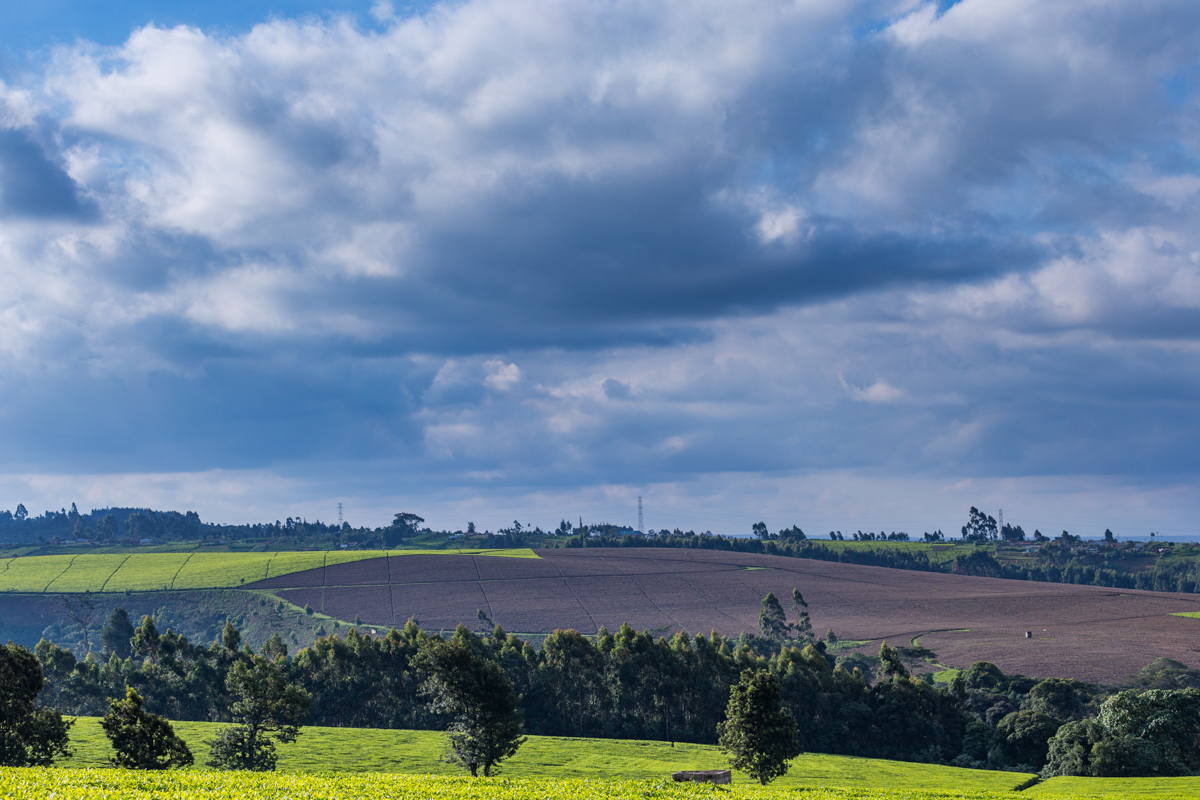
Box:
left=245, top=549, right=1200, bottom=683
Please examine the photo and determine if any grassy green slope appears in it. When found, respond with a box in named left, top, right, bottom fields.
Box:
left=1029, top=776, right=1200, bottom=798
left=44, top=720, right=1200, bottom=797
left=816, top=540, right=980, bottom=566
left=0, top=549, right=539, bottom=594
left=65, top=718, right=1030, bottom=792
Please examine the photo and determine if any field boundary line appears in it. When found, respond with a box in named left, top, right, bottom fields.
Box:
left=472, top=557, right=498, bottom=625
left=389, top=583, right=397, bottom=628
left=544, top=557, right=601, bottom=633
left=264, top=552, right=278, bottom=579
left=629, top=574, right=686, bottom=632
left=321, top=551, right=328, bottom=587
left=98, top=555, right=131, bottom=592
left=0, top=557, right=12, bottom=577
left=43, top=554, right=78, bottom=592
left=168, top=552, right=195, bottom=590
left=292, top=562, right=787, bottom=590
left=382, top=553, right=394, bottom=624
left=1013, top=775, right=1041, bottom=791
left=676, top=573, right=742, bottom=625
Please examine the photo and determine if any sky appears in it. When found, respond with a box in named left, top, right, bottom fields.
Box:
left=0, top=0, right=1198, bottom=539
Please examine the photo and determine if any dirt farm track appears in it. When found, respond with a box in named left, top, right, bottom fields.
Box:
left=247, top=549, right=1200, bottom=683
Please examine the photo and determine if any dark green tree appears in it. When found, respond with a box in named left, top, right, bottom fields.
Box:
left=790, top=589, right=813, bottom=641
left=778, top=525, right=806, bottom=542
left=125, top=513, right=153, bottom=540
left=960, top=661, right=1006, bottom=692
left=60, top=591, right=98, bottom=653
left=0, top=643, right=72, bottom=766
left=100, top=688, right=193, bottom=769
left=1000, top=523, right=1026, bottom=542
left=1043, top=718, right=1107, bottom=777
left=1089, top=735, right=1166, bottom=777
left=1043, top=689, right=1200, bottom=777
left=961, top=507, right=998, bottom=542
left=717, top=668, right=800, bottom=784
left=1027, top=678, right=1090, bottom=720
left=758, top=593, right=788, bottom=640
left=261, top=633, right=288, bottom=662
left=101, top=607, right=135, bottom=659
left=416, top=627, right=525, bottom=776
left=221, top=620, right=241, bottom=652
left=131, top=616, right=160, bottom=663
left=96, top=514, right=118, bottom=540
left=1097, top=688, right=1200, bottom=774
left=540, top=628, right=603, bottom=737
left=878, top=642, right=909, bottom=680
left=384, top=512, right=425, bottom=547
left=206, top=655, right=311, bottom=771
left=995, top=709, right=1061, bottom=769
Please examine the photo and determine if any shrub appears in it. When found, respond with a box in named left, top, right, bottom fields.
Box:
left=100, top=688, right=193, bottom=770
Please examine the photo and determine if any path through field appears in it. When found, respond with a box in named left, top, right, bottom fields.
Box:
left=246, top=549, right=1200, bottom=683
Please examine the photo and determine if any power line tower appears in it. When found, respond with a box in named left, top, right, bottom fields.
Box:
left=337, top=502, right=343, bottom=525
left=637, top=496, right=643, bottom=533
left=998, top=508, right=1003, bottom=538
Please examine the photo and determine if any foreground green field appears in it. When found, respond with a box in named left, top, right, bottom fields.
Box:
left=58, top=718, right=1200, bottom=798
left=0, top=548, right=538, bottom=593
left=5, top=768, right=1200, bottom=800
left=65, top=718, right=1030, bottom=791
left=0, top=770, right=1026, bottom=800
left=1024, top=776, right=1200, bottom=798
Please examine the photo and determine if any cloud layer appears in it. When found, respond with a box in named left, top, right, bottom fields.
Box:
left=1, top=0, right=1199, bottom=532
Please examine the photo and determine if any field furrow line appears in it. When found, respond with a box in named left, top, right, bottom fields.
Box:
left=307, top=564, right=755, bottom=591
left=43, top=554, right=78, bottom=592
left=629, top=574, right=685, bottom=631
left=544, top=557, right=600, bottom=633
left=168, top=552, right=194, bottom=590
left=389, top=583, right=397, bottom=627
left=471, top=556, right=498, bottom=623
left=309, top=565, right=758, bottom=590
left=98, top=555, right=131, bottom=593
left=676, top=573, right=742, bottom=625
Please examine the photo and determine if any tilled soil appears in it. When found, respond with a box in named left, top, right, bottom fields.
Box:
left=245, top=548, right=1200, bottom=682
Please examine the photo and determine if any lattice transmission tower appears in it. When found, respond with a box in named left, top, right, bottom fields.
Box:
left=337, top=502, right=344, bottom=525
left=637, top=496, right=643, bottom=533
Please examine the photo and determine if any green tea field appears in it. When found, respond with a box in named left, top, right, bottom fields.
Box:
left=0, top=771, right=1032, bottom=800
left=54, top=718, right=1200, bottom=798
left=62, top=718, right=1027, bottom=791
left=0, top=549, right=538, bottom=593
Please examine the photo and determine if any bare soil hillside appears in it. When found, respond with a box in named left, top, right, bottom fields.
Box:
left=246, top=548, right=1200, bottom=683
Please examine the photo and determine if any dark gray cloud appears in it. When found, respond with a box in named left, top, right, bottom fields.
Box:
left=0, top=0, right=1198, bottom=529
